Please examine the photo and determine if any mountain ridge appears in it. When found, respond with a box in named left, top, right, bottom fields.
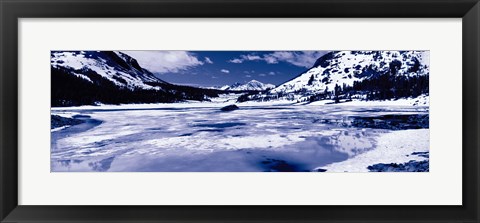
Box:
left=220, top=80, right=275, bottom=91
left=243, top=50, right=429, bottom=102
left=51, top=51, right=222, bottom=106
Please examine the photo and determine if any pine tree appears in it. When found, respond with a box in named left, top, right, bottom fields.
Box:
left=324, top=86, right=329, bottom=99
left=334, top=84, right=341, bottom=103
left=308, top=74, right=315, bottom=85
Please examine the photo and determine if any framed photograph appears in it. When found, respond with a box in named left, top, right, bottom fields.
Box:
left=1, top=0, right=479, bottom=222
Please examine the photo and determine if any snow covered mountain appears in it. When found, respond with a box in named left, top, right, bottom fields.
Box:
left=246, top=51, right=429, bottom=102
left=221, top=80, right=275, bottom=91
left=51, top=51, right=166, bottom=90
left=51, top=51, right=221, bottom=106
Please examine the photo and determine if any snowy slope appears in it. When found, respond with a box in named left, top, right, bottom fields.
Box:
left=223, top=80, right=275, bottom=91
left=51, top=51, right=224, bottom=107
left=315, top=129, right=429, bottom=172
left=51, top=51, right=166, bottom=90
left=266, top=51, right=429, bottom=100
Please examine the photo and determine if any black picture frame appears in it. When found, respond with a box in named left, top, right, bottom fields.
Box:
left=1, top=0, right=479, bottom=222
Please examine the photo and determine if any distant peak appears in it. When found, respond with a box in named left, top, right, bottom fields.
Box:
left=221, top=79, right=275, bottom=91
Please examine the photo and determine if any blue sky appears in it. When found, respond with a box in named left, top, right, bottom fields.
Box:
left=123, top=51, right=330, bottom=87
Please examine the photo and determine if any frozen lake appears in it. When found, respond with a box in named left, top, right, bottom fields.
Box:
left=51, top=104, right=429, bottom=172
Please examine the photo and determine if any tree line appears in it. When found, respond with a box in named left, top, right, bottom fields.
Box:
left=51, top=67, right=222, bottom=107
left=308, top=71, right=428, bottom=103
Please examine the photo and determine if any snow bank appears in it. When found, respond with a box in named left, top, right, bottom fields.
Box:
left=315, top=129, right=429, bottom=172
left=51, top=125, right=70, bottom=132
left=307, top=94, right=429, bottom=107
left=51, top=95, right=297, bottom=111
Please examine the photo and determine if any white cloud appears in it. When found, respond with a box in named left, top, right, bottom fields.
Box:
left=263, top=55, right=278, bottom=64
left=258, top=73, right=267, bottom=77
left=268, top=51, right=329, bottom=68
left=227, top=51, right=330, bottom=68
left=245, top=75, right=252, bottom=78
left=122, top=51, right=204, bottom=73
left=229, top=58, right=243, bottom=63
left=204, top=57, right=213, bottom=64
left=241, top=54, right=262, bottom=61
left=220, top=69, right=230, bottom=74
left=268, top=71, right=276, bottom=75
left=228, top=54, right=261, bottom=64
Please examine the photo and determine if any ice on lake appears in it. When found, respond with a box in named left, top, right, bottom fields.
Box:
left=51, top=104, right=429, bottom=172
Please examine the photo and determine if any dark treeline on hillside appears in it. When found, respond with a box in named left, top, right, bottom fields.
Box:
left=238, top=71, right=428, bottom=103
left=308, top=72, right=429, bottom=103
left=352, top=72, right=428, bottom=100
left=51, top=67, right=222, bottom=107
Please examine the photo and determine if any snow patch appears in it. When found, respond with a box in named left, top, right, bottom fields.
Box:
left=315, top=129, right=429, bottom=172
left=51, top=125, right=70, bottom=132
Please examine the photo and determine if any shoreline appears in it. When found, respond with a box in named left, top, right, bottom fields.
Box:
left=315, top=129, right=430, bottom=172
left=51, top=115, right=103, bottom=151
left=51, top=98, right=429, bottom=111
